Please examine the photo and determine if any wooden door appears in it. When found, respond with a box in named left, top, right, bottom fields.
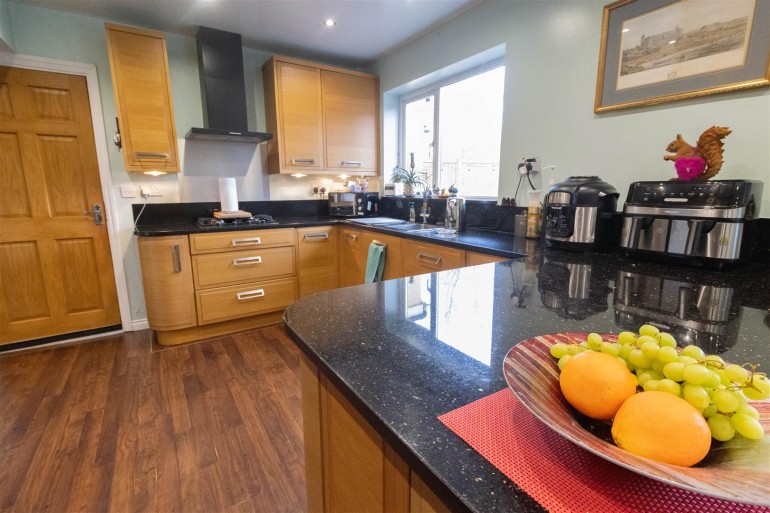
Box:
left=297, top=226, right=339, bottom=298
left=322, top=70, right=378, bottom=174
left=105, top=23, right=180, bottom=172
left=360, top=231, right=403, bottom=280
left=276, top=61, right=324, bottom=172
left=0, top=66, right=120, bottom=345
left=338, top=227, right=366, bottom=287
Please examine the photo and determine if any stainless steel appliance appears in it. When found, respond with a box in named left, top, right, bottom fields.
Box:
left=538, top=251, right=614, bottom=320
left=444, top=196, right=465, bottom=231
left=543, top=176, right=622, bottom=251
left=328, top=192, right=379, bottom=217
left=614, top=268, right=742, bottom=354
left=620, top=180, right=762, bottom=268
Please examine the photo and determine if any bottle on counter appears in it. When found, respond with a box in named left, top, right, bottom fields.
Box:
left=526, top=189, right=542, bottom=239
left=409, top=202, right=416, bottom=222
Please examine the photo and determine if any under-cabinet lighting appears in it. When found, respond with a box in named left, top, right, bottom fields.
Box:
left=324, top=19, right=336, bottom=27
left=292, top=173, right=307, bottom=178
left=143, top=171, right=166, bottom=177
left=338, top=174, right=349, bottom=180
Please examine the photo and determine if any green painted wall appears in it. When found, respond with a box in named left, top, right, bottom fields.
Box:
left=371, top=0, right=770, bottom=217
left=0, top=0, right=14, bottom=50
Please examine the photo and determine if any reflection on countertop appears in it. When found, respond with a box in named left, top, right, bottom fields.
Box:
left=284, top=250, right=770, bottom=513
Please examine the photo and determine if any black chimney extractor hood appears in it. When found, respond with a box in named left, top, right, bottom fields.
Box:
left=186, top=26, right=273, bottom=144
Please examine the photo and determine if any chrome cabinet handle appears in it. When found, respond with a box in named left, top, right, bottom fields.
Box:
left=237, top=289, right=265, bottom=301
left=232, top=237, right=261, bottom=247
left=134, top=152, right=169, bottom=160
left=304, top=233, right=329, bottom=241
left=341, top=160, right=362, bottom=166
left=84, top=204, right=103, bottom=225
left=233, top=256, right=262, bottom=266
left=417, top=252, right=441, bottom=265
left=345, top=233, right=358, bottom=241
left=171, top=243, right=182, bottom=273
left=291, top=158, right=315, bottom=164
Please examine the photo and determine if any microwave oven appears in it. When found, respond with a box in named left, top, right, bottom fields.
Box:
left=328, top=192, right=379, bottom=217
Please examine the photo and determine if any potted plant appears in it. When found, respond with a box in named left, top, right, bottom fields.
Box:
left=390, top=152, right=431, bottom=197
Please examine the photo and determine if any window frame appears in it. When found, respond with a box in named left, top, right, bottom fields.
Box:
left=398, top=58, right=505, bottom=199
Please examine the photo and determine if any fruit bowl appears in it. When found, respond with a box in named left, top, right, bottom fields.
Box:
left=502, top=333, right=770, bottom=506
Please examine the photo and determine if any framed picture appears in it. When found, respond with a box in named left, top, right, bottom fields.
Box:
left=594, top=0, right=770, bottom=113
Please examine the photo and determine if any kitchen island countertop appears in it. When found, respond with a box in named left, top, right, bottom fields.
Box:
left=283, top=252, right=770, bottom=513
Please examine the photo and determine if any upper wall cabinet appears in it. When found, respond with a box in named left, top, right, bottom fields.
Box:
left=263, top=56, right=379, bottom=176
left=105, top=23, right=180, bottom=173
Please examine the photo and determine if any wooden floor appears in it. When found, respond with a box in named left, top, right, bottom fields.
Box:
left=0, top=325, right=306, bottom=513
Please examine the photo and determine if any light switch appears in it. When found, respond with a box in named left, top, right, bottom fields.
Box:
left=120, top=185, right=137, bottom=198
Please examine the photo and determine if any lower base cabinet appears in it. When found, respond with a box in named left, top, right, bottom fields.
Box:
left=139, top=227, right=511, bottom=345
left=300, top=353, right=451, bottom=513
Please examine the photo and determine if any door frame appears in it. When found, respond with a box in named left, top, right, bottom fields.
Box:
left=0, top=51, right=133, bottom=335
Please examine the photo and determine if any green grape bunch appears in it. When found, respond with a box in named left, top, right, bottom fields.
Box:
left=549, top=324, right=769, bottom=443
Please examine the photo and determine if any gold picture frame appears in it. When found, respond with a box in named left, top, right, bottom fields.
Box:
left=594, top=0, right=770, bottom=113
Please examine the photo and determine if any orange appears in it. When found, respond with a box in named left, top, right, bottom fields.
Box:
left=559, top=351, right=637, bottom=420
left=612, top=391, right=711, bottom=467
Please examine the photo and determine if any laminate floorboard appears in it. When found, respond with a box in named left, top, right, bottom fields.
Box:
left=0, top=325, right=306, bottom=513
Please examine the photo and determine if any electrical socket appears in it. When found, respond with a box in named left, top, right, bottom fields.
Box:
left=310, top=183, right=328, bottom=196
left=518, top=157, right=541, bottom=174
left=141, top=184, right=163, bottom=197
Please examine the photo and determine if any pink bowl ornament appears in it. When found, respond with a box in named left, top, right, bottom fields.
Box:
left=675, top=157, right=706, bottom=181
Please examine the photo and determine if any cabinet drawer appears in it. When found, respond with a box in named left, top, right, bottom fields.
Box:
left=190, top=228, right=295, bottom=254
left=196, top=277, right=297, bottom=325
left=402, top=243, right=465, bottom=277
left=192, top=246, right=295, bottom=289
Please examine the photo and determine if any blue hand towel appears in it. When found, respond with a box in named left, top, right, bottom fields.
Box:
left=364, top=242, right=386, bottom=283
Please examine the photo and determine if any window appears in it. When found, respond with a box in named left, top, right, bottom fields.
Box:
left=399, top=61, right=505, bottom=198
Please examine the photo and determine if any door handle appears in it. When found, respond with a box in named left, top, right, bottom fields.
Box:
left=231, top=237, right=261, bottom=247
left=134, top=152, right=169, bottom=160
left=417, top=252, right=441, bottom=266
left=237, top=289, right=265, bottom=301
left=341, top=160, right=363, bottom=166
left=84, top=204, right=103, bottom=225
left=291, top=158, right=316, bottom=165
left=171, top=243, right=182, bottom=273
left=233, top=256, right=262, bottom=266
left=345, top=233, right=358, bottom=241
left=304, top=233, right=329, bottom=241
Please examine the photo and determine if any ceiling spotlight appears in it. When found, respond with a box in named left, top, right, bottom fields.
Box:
left=324, top=19, right=336, bottom=27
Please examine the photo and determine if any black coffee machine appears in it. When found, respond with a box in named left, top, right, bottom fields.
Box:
left=543, top=176, right=623, bottom=251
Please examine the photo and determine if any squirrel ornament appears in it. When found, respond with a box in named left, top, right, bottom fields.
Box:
left=663, top=126, right=731, bottom=181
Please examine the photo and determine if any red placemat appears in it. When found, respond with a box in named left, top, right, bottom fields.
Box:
left=438, top=388, right=770, bottom=513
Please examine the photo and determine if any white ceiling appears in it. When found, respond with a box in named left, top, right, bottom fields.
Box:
left=14, top=0, right=483, bottom=66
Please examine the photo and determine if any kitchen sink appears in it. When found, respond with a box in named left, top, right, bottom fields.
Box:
left=385, top=223, right=433, bottom=231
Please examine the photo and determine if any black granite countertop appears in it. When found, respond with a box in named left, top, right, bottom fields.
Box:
left=283, top=252, right=770, bottom=513
left=133, top=208, right=529, bottom=259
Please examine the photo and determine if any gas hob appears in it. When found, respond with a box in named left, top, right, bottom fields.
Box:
left=196, top=214, right=278, bottom=227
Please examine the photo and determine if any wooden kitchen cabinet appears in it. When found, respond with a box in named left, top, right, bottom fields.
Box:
left=300, top=354, right=412, bottom=513
left=297, top=226, right=339, bottom=298
left=263, top=59, right=324, bottom=173
left=360, top=231, right=404, bottom=280
left=466, top=251, right=510, bottom=266
left=190, top=229, right=297, bottom=326
left=402, top=241, right=466, bottom=277
left=263, top=55, right=379, bottom=175
left=338, top=227, right=366, bottom=287
left=105, top=23, right=180, bottom=173
left=322, top=70, right=378, bottom=173
left=137, top=235, right=196, bottom=331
